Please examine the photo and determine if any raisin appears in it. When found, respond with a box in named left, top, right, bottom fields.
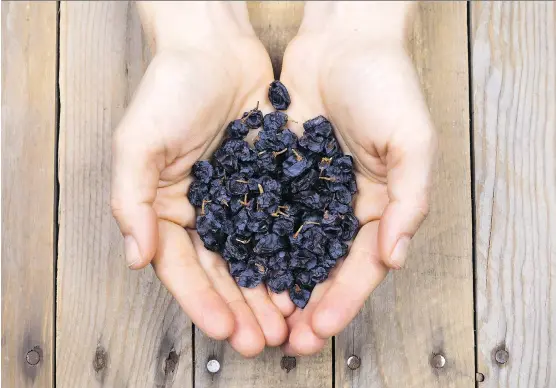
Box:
left=268, top=80, right=291, bottom=110
left=267, top=270, right=294, bottom=293
left=227, top=119, right=250, bottom=139
left=263, top=111, right=288, bottom=131
left=242, top=109, right=264, bottom=129
left=289, top=285, right=311, bottom=309
left=187, top=80, right=359, bottom=308
left=192, top=161, right=214, bottom=183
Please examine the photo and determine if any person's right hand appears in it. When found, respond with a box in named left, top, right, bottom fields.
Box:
left=110, top=2, right=288, bottom=357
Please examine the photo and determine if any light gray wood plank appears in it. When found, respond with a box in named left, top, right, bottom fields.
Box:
left=1, top=2, right=57, bottom=387
left=472, top=2, right=556, bottom=387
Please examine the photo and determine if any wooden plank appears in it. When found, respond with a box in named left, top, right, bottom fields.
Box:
left=472, top=2, right=556, bottom=387
left=195, top=3, right=332, bottom=388
left=56, top=2, right=192, bottom=387
left=1, top=2, right=57, bottom=387
left=247, top=1, right=304, bottom=77
left=335, top=3, right=475, bottom=387
left=195, top=332, right=331, bottom=388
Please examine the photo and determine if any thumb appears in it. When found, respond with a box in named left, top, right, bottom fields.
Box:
left=378, top=131, right=436, bottom=269
left=111, top=126, right=162, bottom=269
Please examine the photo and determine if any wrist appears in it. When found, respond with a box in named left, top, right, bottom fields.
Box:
left=299, top=1, right=417, bottom=46
left=137, top=2, right=254, bottom=52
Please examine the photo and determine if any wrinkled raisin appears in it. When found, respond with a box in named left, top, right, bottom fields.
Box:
left=187, top=80, right=359, bottom=308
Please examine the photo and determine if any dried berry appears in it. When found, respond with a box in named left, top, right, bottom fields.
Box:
left=187, top=181, right=209, bottom=207
left=267, top=270, right=294, bottom=293
left=187, top=80, right=359, bottom=308
left=235, top=263, right=264, bottom=288
left=268, top=80, right=291, bottom=110
left=227, top=119, right=250, bottom=139
left=263, top=111, right=288, bottom=131
left=242, top=108, right=264, bottom=129
left=192, top=161, right=214, bottom=183
left=327, top=239, right=348, bottom=260
left=289, top=284, right=311, bottom=309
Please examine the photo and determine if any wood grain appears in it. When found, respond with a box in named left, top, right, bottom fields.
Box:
left=247, top=1, right=304, bottom=78
left=1, top=2, right=57, bottom=387
left=472, top=2, right=556, bottom=387
left=195, top=3, right=332, bottom=388
left=335, top=3, right=475, bottom=387
left=56, top=2, right=191, bottom=387
left=196, top=332, right=331, bottom=388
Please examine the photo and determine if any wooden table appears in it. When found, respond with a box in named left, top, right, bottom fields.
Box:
left=2, top=2, right=554, bottom=387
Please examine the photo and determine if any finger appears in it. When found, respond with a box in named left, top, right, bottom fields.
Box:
left=111, top=116, right=163, bottom=269
left=379, top=127, right=436, bottom=269
left=268, top=289, right=296, bottom=318
left=153, top=177, right=196, bottom=229
left=190, top=232, right=265, bottom=357
left=312, top=222, right=388, bottom=338
left=153, top=220, right=234, bottom=340
left=241, top=286, right=289, bottom=346
left=353, top=174, right=389, bottom=224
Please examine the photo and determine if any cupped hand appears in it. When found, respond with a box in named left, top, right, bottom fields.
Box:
left=110, top=2, right=288, bottom=357
left=277, top=2, right=437, bottom=355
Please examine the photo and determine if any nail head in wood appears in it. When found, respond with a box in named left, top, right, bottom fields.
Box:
left=476, top=372, right=485, bottom=382
left=26, top=349, right=40, bottom=366
left=347, top=355, right=361, bottom=370
left=431, top=354, right=446, bottom=369
left=93, top=346, right=108, bottom=372
left=207, top=359, right=220, bottom=373
left=495, top=349, right=509, bottom=365
left=280, top=356, right=296, bottom=372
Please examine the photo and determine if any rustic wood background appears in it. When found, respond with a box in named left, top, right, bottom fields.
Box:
left=1, top=1, right=554, bottom=387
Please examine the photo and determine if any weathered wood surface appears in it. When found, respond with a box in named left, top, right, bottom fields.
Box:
left=56, top=2, right=192, bottom=387
left=1, top=2, right=57, bottom=387
left=3, top=1, right=556, bottom=387
left=335, top=3, right=475, bottom=387
left=194, top=3, right=333, bottom=388
left=472, top=2, right=556, bottom=387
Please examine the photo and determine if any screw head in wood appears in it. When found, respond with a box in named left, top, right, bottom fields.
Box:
left=26, top=349, right=40, bottom=365
left=495, top=349, right=509, bottom=365
left=431, top=354, right=446, bottom=368
left=207, top=359, right=220, bottom=373
left=476, top=372, right=485, bottom=382
left=347, top=355, right=361, bottom=370
left=280, top=356, right=296, bottom=372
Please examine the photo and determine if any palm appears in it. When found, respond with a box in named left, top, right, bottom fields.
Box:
left=278, top=36, right=434, bottom=354
left=138, top=52, right=273, bottom=227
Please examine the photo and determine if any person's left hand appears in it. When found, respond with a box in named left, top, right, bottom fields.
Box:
left=276, top=4, right=437, bottom=355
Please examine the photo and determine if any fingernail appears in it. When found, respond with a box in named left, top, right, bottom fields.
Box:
left=390, top=236, right=411, bottom=269
left=124, top=235, right=142, bottom=268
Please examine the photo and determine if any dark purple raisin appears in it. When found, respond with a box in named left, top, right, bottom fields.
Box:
left=268, top=80, right=291, bottom=110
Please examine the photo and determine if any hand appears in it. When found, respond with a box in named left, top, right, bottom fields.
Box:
left=110, top=2, right=288, bottom=357
left=277, top=2, right=437, bottom=355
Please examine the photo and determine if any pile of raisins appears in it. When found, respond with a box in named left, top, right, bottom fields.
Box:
left=188, top=81, right=358, bottom=308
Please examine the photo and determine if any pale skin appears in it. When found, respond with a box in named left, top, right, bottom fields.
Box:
left=111, top=1, right=436, bottom=357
